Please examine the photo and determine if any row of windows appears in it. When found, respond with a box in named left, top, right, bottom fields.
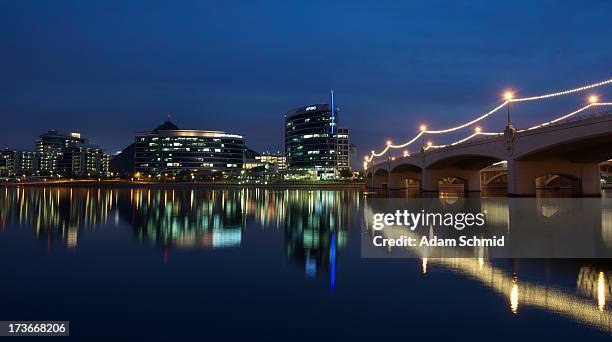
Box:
left=137, top=136, right=240, bottom=142
left=136, top=163, right=240, bottom=168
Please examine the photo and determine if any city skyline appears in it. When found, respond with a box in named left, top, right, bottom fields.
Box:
left=1, top=1, right=612, bottom=155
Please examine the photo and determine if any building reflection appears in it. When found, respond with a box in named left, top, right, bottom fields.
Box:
left=0, top=186, right=352, bottom=280
left=0, top=187, right=113, bottom=248
left=282, top=190, right=352, bottom=282
left=119, top=189, right=245, bottom=249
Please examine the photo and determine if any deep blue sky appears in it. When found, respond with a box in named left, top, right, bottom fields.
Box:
left=1, top=1, right=611, bottom=156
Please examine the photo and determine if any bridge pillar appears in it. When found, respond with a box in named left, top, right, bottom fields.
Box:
left=389, top=171, right=421, bottom=190
left=507, top=159, right=601, bottom=197
left=421, top=169, right=436, bottom=192
left=372, top=172, right=389, bottom=189
left=422, top=167, right=481, bottom=192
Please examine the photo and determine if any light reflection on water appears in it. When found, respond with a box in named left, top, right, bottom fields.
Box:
left=0, top=187, right=356, bottom=278
left=363, top=189, right=612, bottom=334
left=0, top=186, right=612, bottom=338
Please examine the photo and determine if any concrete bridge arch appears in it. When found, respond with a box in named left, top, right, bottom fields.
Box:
left=367, top=113, right=612, bottom=196
left=422, top=153, right=504, bottom=192
left=388, top=163, right=422, bottom=189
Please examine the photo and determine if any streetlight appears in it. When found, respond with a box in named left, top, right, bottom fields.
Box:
left=419, top=125, right=427, bottom=151
left=504, top=91, right=514, bottom=127
left=387, top=155, right=391, bottom=193
left=475, top=126, right=481, bottom=133
left=370, top=151, right=376, bottom=188
left=589, top=95, right=599, bottom=114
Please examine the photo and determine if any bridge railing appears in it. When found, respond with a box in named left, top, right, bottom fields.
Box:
left=372, top=110, right=612, bottom=166
left=520, top=109, right=612, bottom=130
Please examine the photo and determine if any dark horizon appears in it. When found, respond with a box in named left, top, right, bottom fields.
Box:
left=1, top=1, right=611, bottom=156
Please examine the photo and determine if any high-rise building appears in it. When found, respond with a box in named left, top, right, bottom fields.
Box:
left=337, top=127, right=349, bottom=171
left=134, top=120, right=245, bottom=175
left=36, top=130, right=109, bottom=177
left=36, top=130, right=83, bottom=176
left=284, top=92, right=349, bottom=179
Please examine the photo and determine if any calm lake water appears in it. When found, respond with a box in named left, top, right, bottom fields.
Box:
left=0, top=186, right=611, bottom=340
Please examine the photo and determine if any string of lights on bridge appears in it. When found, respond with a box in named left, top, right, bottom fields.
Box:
left=365, top=78, right=612, bottom=164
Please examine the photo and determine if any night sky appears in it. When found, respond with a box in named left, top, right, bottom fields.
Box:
left=1, top=1, right=611, bottom=156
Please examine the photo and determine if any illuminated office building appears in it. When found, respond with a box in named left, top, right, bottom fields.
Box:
left=284, top=92, right=349, bottom=179
left=59, top=144, right=110, bottom=177
left=134, top=120, right=245, bottom=175
left=36, top=130, right=83, bottom=176
left=36, top=130, right=109, bottom=177
left=256, top=153, right=287, bottom=170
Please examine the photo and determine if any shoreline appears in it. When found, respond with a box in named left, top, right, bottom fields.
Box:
left=0, top=180, right=365, bottom=190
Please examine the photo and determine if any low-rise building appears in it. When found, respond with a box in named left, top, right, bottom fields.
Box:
left=1, top=149, right=38, bottom=178
left=256, top=152, right=287, bottom=170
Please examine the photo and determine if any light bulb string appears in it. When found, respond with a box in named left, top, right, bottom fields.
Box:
left=365, top=78, right=612, bottom=163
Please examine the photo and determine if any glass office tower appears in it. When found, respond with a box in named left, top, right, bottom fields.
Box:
left=285, top=102, right=346, bottom=179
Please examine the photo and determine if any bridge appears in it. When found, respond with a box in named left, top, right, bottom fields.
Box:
left=365, top=79, right=612, bottom=196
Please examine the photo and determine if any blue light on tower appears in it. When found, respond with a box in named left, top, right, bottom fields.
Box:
left=330, top=90, right=335, bottom=135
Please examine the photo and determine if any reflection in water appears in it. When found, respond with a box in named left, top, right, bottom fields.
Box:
left=363, top=198, right=612, bottom=334
left=122, top=188, right=246, bottom=249
left=282, top=190, right=351, bottom=280
left=442, top=258, right=612, bottom=332
left=510, top=277, right=519, bottom=314
left=599, top=272, right=606, bottom=311
left=0, top=187, right=354, bottom=281
left=578, top=267, right=611, bottom=312
left=0, top=187, right=114, bottom=248
left=3, top=186, right=612, bottom=335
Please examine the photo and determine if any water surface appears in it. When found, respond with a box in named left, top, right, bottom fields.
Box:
left=0, top=186, right=611, bottom=340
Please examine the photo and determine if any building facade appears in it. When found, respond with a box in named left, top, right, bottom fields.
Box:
left=256, top=153, right=287, bottom=170
left=36, top=130, right=109, bottom=177
left=36, top=130, right=83, bottom=176
left=0, top=149, right=35, bottom=178
left=134, top=120, right=245, bottom=175
left=59, top=144, right=110, bottom=177
left=284, top=100, right=349, bottom=179
left=0, top=148, right=38, bottom=178
left=337, top=127, right=350, bottom=171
